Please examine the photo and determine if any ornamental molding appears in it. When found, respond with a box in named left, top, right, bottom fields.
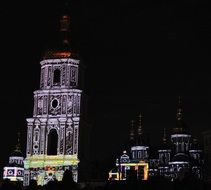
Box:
left=40, top=58, right=80, bottom=66
left=58, top=118, right=67, bottom=123
left=34, top=89, right=82, bottom=94
left=171, top=134, right=191, bottom=138
left=26, top=118, right=35, bottom=123
left=158, top=149, right=172, bottom=152
left=39, top=118, right=47, bottom=123
left=34, top=119, right=41, bottom=125
left=131, top=146, right=149, bottom=151
left=47, top=119, right=59, bottom=124
left=72, top=117, right=80, bottom=122
left=169, top=161, right=189, bottom=165
left=189, top=150, right=202, bottom=153
left=10, top=156, right=24, bottom=160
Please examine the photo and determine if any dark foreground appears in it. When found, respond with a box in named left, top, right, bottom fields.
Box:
left=0, top=172, right=210, bottom=190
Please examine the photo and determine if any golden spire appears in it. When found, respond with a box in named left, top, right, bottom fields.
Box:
left=137, top=113, right=143, bottom=136
left=129, top=120, right=135, bottom=141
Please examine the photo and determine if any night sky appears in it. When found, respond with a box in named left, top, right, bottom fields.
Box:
left=1, top=0, right=211, bottom=176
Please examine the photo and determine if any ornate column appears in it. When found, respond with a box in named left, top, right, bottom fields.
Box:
left=66, top=118, right=73, bottom=155
left=26, top=119, right=34, bottom=156
left=40, top=118, right=47, bottom=155
left=73, top=118, right=79, bottom=155
left=59, top=118, right=66, bottom=154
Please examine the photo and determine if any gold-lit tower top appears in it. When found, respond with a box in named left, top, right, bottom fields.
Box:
left=44, top=3, right=78, bottom=60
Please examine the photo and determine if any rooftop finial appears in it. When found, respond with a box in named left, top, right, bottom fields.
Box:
left=176, top=96, right=183, bottom=121
left=162, top=128, right=167, bottom=143
left=60, top=14, right=71, bottom=45
left=18, top=132, right=20, bottom=142
left=59, top=0, right=71, bottom=46
left=60, top=15, right=70, bottom=32
left=15, top=132, right=21, bottom=151
left=137, top=113, right=143, bottom=136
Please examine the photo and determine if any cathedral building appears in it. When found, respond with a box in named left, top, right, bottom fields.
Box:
left=168, top=98, right=203, bottom=180
left=109, top=98, right=204, bottom=181
left=23, top=11, right=85, bottom=186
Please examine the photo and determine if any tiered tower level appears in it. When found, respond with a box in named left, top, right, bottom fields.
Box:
left=24, top=14, right=82, bottom=186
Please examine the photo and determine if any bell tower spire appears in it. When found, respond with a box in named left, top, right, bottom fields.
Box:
left=176, top=96, right=183, bottom=121
left=137, top=113, right=145, bottom=146
left=162, top=128, right=167, bottom=144
left=129, top=120, right=135, bottom=141
left=174, top=96, right=188, bottom=133
left=137, top=113, right=143, bottom=136
left=15, top=132, right=21, bottom=152
left=171, top=96, right=191, bottom=154
left=60, top=2, right=71, bottom=46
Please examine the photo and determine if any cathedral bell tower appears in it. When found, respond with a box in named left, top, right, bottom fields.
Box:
left=24, top=12, right=82, bottom=186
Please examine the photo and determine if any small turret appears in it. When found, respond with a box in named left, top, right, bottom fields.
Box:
left=3, top=132, right=24, bottom=181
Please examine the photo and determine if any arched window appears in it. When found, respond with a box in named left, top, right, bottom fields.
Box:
left=138, top=151, right=141, bottom=159
left=53, top=69, right=61, bottom=85
left=34, top=128, right=40, bottom=142
left=132, top=151, right=135, bottom=159
left=47, top=129, right=58, bottom=155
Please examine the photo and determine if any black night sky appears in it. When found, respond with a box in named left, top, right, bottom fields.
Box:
left=0, top=0, right=211, bottom=177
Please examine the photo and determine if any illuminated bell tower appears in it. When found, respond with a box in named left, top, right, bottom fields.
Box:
left=24, top=13, right=82, bottom=186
